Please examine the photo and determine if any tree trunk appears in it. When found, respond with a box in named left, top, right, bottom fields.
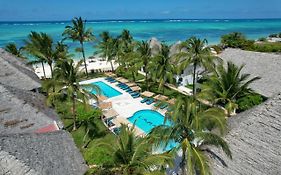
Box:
left=110, top=60, right=114, bottom=72
left=132, top=72, right=135, bottom=82
left=48, top=62, right=55, bottom=92
left=192, top=62, right=197, bottom=98
left=72, top=94, right=77, bottom=131
left=180, top=151, right=187, bottom=175
left=81, top=42, right=89, bottom=77
left=41, top=62, right=46, bottom=79
left=145, top=72, right=149, bottom=90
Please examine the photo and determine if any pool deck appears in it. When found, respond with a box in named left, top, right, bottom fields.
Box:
left=80, top=77, right=168, bottom=136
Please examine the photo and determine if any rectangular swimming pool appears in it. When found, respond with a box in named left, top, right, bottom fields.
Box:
left=90, top=81, right=122, bottom=98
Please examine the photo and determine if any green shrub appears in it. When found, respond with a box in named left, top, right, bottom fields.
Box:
left=258, top=37, right=267, bottom=42
left=221, top=32, right=254, bottom=49
left=237, top=94, right=264, bottom=112
left=251, top=42, right=281, bottom=53
left=269, top=33, right=278, bottom=38
left=210, top=45, right=223, bottom=54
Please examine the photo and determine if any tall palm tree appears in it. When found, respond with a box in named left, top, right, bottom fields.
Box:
left=25, top=32, right=55, bottom=78
left=96, top=32, right=118, bottom=72
left=76, top=105, right=102, bottom=148
left=175, top=37, right=219, bottom=97
left=151, top=43, right=175, bottom=94
left=200, top=61, right=261, bottom=116
left=149, top=97, right=231, bottom=175
left=51, top=59, right=100, bottom=130
left=137, top=41, right=152, bottom=90
left=63, top=17, right=95, bottom=77
left=5, top=43, right=25, bottom=58
left=99, top=124, right=173, bottom=174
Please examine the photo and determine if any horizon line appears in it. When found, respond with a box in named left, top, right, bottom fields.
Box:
left=1, top=17, right=281, bottom=23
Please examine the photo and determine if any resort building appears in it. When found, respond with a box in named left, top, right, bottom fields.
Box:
left=0, top=49, right=88, bottom=175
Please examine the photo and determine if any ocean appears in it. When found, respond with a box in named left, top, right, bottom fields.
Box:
left=0, top=19, right=281, bottom=58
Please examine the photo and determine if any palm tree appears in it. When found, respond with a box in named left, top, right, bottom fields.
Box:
left=63, top=17, right=95, bottom=77
left=149, top=97, right=231, bottom=175
left=200, top=61, right=261, bottom=116
left=76, top=105, right=102, bottom=148
left=25, top=31, right=56, bottom=78
left=151, top=43, right=175, bottom=94
left=96, top=32, right=118, bottom=72
left=99, top=124, right=173, bottom=174
left=51, top=59, right=100, bottom=130
left=5, top=43, right=25, bottom=58
left=175, top=37, right=219, bottom=97
left=137, top=41, right=152, bottom=90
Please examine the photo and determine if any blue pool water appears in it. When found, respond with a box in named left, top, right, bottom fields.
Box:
left=91, top=81, right=122, bottom=98
left=128, top=110, right=172, bottom=133
left=128, top=110, right=177, bottom=151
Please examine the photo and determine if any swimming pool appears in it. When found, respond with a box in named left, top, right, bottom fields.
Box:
left=128, top=110, right=171, bottom=133
left=128, top=110, right=177, bottom=151
left=90, top=81, right=122, bottom=98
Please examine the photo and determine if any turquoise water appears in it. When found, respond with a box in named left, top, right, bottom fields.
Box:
left=128, top=109, right=171, bottom=133
left=1, top=19, right=281, bottom=58
left=128, top=109, right=177, bottom=151
left=91, top=81, right=122, bottom=98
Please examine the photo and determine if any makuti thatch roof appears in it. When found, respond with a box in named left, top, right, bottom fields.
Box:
left=0, top=48, right=41, bottom=91
left=0, top=83, right=60, bottom=134
left=211, top=93, right=281, bottom=175
left=219, top=48, right=281, bottom=97
left=148, top=37, right=161, bottom=56
left=0, top=131, right=88, bottom=175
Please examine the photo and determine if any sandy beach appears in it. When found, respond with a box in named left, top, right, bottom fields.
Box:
left=33, top=56, right=119, bottom=79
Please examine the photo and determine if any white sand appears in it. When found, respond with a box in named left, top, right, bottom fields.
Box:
left=33, top=57, right=119, bottom=79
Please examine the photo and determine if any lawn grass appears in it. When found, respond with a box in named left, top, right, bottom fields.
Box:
left=54, top=100, right=116, bottom=167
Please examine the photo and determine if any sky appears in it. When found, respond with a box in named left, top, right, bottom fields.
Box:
left=0, top=0, right=281, bottom=21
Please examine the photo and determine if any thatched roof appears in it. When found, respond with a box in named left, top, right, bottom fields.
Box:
left=0, top=48, right=41, bottom=91
left=0, top=83, right=60, bottom=134
left=219, top=48, right=281, bottom=97
left=0, top=131, right=88, bottom=175
left=211, top=93, right=281, bottom=175
left=148, top=37, right=161, bottom=56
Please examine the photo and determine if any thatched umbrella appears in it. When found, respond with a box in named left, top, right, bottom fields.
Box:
left=125, top=82, right=137, bottom=87
left=103, top=109, right=118, bottom=120
left=154, top=94, right=168, bottom=101
left=119, top=78, right=129, bottom=83
left=99, top=102, right=112, bottom=110
left=167, top=98, right=176, bottom=105
left=97, top=95, right=108, bottom=102
left=141, top=91, right=155, bottom=97
left=131, top=86, right=141, bottom=92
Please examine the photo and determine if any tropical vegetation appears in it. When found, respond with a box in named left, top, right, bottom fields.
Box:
left=5, top=43, right=25, bottom=58
left=63, top=17, right=95, bottom=77
left=6, top=17, right=270, bottom=174
left=200, top=61, right=261, bottom=116
left=149, top=96, right=231, bottom=175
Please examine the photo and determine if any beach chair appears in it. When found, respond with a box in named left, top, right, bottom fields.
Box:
left=160, top=103, right=169, bottom=109
left=126, top=88, right=132, bottom=92
left=129, top=91, right=137, bottom=95
left=131, top=92, right=139, bottom=97
left=141, top=97, right=149, bottom=103
left=146, top=98, right=155, bottom=105
left=154, top=101, right=162, bottom=107
left=132, top=93, right=140, bottom=98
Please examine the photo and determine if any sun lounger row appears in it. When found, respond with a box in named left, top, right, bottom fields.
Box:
left=140, top=97, right=170, bottom=109
left=105, top=77, right=117, bottom=83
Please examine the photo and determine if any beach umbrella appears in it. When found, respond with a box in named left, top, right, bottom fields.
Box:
left=97, top=95, right=108, bottom=102
left=154, top=94, right=168, bottom=101
left=141, top=91, right=155, bottom=97
left=131, top=86, right=141, bottom=91
left=167, top=98, right=176, bottom=105
left=125, top=82, right=137, bottom=87
left=103, top=109, right=119, bottom=119
left=99, top=102, right=112, bottom=110
left=119, top=78, right=129, bottom=83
